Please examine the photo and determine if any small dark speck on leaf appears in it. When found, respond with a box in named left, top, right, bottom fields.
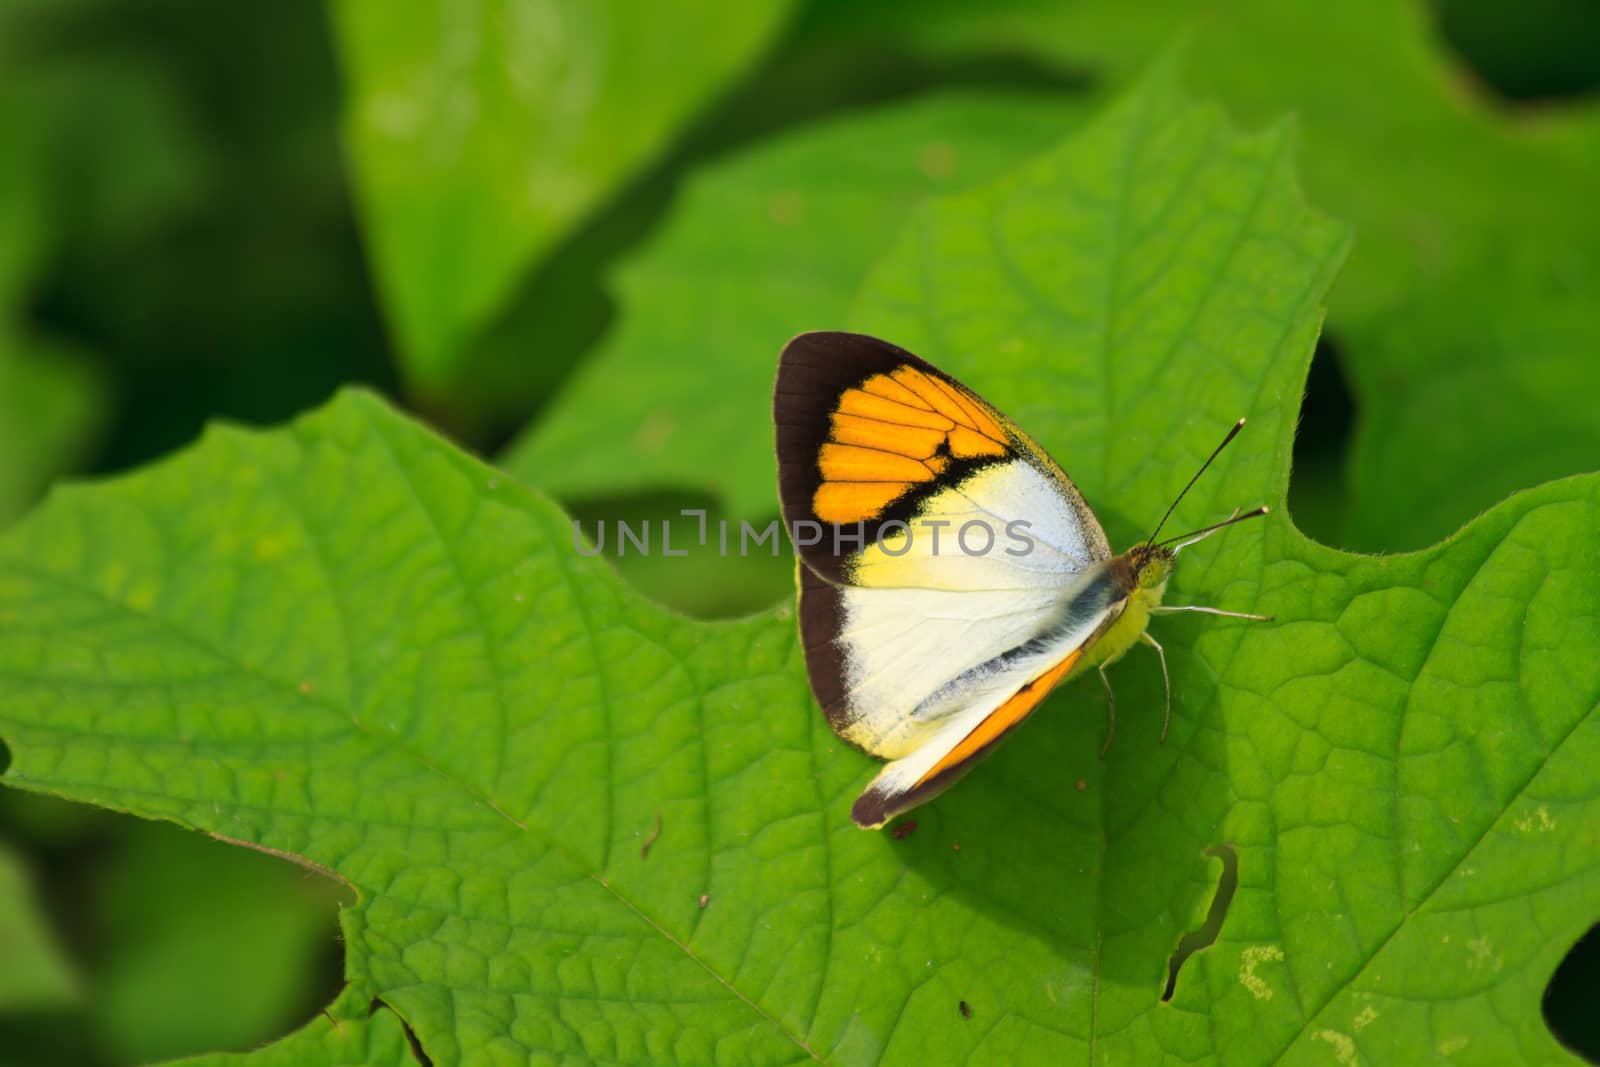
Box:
left=698, top=893, right=709, bottom=909
left=1075, top=779, right=1086, bottom=791
left=951, top=842, right=961, bottom=852
left=958, top=1000, right=971, bottom=1019
left=640, top=811, right=662, bottom=860
left=892, top=820, right=918, bottom=840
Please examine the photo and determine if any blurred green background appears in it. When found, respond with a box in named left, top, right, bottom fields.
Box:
left=0, top=1, right=1597, bottom=1063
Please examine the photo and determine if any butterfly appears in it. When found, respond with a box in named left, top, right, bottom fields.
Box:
left=774, top=331, right=1269, bottom=830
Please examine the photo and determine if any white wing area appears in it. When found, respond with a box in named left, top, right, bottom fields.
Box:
left=829, top=458, right=1115, bottom=758
left=849, top=462, right=1108, bottom=591
left=834, top=575, right=1113, bottom=759
left=951, top=458, right=1109, bottom=565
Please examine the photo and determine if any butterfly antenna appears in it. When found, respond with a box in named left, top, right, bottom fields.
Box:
left=1155, top=505, right=1269, bottom=551
left=1144, top=418, right=1247, bottom=546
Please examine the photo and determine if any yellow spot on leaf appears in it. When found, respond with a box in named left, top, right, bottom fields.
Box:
left=1315, top=1029, right=1357, bottom=1066
left=1513, top=805, right=1555, bottom=833
left=1438, top=1037, right=1469, bottom=1056
left=1467, top=937, right=1502, bottom=972
left=1239, top=944, right=1284, bottom=1000
left=1353, top=1005, right=1378, bottom=1032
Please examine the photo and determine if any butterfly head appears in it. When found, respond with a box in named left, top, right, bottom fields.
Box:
left=1124, top=542, right=1176, bottom=591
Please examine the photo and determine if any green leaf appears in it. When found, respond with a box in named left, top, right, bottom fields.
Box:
left=507, top=1, right=1600, bottom=544
left=333, top=0, right=794, bottom=392
left=504, top=88, right=1090, bottom=518
left=796, top=0, right=1600, bottom=551
left=1340, top=250, right=1600, bottom=552
left=0, top=46, right=212, bottom=263
left=798, top=0, right=1600, bottom=311
left=1, top=67, right=1596, bottom=1066
left=92, top=818, right=344, bottom=1063
left=0, top=841, right=78, bottom=1013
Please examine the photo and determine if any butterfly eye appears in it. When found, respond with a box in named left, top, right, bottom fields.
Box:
left=1138, top=553, right=1175, bottom=589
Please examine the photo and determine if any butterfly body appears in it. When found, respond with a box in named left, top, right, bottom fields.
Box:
left=1076, top=548, right=1172, bottom=675
left=774, top=331, right=1258, bottom=829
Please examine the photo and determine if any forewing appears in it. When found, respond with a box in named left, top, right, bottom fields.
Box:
left=774, top=331, right=1109, bottom=585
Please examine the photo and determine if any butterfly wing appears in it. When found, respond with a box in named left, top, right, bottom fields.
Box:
left=775, top=331, right=1109, bottom=584
left=775, top=331, right=1126, bottom=827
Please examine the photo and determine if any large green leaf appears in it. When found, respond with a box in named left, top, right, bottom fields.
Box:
left=334, top=0, right=794, bottom=393
left=503, top=88, right=1089, bottom=518
left=797, top=0, right=1600, bottom=315
left=553, top=0, right=1598, bottom=548
left=1339, top=250, right=1600, bottom=552
left=1, top=69, right=1595, bottom=1066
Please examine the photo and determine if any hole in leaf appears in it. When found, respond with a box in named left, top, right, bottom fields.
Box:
left=1287, top=331, right=1356, bottom=546
left=566, top=490, right=794, bottom=619
left=1162, top=844, right=1238, bottom=1003
left=1544, top=922, right=1600, bottom=1062
left=1434, top=0, right=1600, bottom=103
left=0, top=798, right=347, bottom=1064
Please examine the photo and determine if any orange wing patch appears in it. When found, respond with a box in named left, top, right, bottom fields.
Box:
left=913, top=646, right=1085, bottom=788
left=812, top=367, right=1009, bottom=524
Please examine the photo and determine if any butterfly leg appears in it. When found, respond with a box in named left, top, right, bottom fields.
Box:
left=1150, top=604, right=1273, bottom=622
left=1141, top=631, right=1171, bottom=743
left=1097, top=665, right=1116, bottom=758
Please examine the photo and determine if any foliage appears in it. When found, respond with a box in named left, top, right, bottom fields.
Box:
left=1, top=2, right=1598, bottom=1065
left=0, top=841, right=77, bottom=1013
left=3, top=61, right=1599, bottom=1065
left=504, top=90, right=1091, bottom=519
left=333, top=0, right=794, bottom=395
left=517, top=0, right=1600, bottom=554
left=0, top=88, right=105, bottom=527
